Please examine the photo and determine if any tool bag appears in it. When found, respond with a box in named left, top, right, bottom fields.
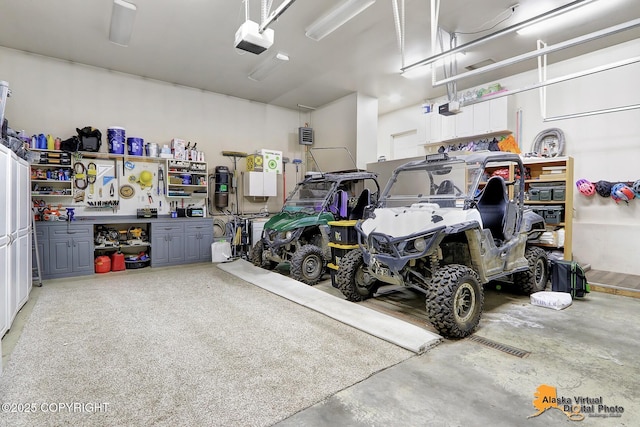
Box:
left=550, top=260, right=590, bottom=298
left=60, top=135, right=82, bottom=152
left=76, top=126, right=102, bottom=152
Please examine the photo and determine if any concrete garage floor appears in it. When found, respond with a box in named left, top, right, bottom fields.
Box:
left=2, top=264, right=639, bottom=426
left=278, top=286, right=640, bottom=426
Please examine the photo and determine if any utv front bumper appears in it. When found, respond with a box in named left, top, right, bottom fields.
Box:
left=356, top=221, right=445, bottom=273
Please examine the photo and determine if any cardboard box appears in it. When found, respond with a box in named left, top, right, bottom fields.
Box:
left=246, top=154, right=264, bottom=172
left=171, top=138, right=186, bottom=160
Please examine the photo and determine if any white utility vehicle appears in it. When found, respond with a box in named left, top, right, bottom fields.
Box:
left=336, top=152, right=548, bottom=338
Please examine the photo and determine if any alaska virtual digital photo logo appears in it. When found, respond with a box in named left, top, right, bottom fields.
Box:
left=528, top=384, right=625, bottom=421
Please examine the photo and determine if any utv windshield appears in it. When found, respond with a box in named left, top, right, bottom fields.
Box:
left=381, top=159, right=484, bottom=208
left=283, top=181, right=335, bottom=213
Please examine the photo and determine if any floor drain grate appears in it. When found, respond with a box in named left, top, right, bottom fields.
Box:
left=468, top=335, right=530, bottom=358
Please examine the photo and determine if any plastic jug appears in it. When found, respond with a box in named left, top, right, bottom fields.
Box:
left=111, top=252, right=126, bottom=272
left=47, top=134, right=54, bottom=150
left=95, top=256, right=111, bottom=274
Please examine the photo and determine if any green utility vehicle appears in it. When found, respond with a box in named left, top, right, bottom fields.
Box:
left=336, top=152, right=548, bottom=338
left=250, top=169, right=380, bottom=284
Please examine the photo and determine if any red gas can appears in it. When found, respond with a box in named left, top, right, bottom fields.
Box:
left=111, top=252, right=126, bottom=272
left=95, top=255, right=111, bottom=274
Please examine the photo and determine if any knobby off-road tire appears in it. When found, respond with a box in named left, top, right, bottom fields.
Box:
left=425, top=264, right=484, bottom=339
left=290, top=244, right=325, bottom=285
left=248, top=240, right=277, bottom=270
left=335, top=249, right=379, bottom=302
left=513, top=246, right=549, bottom=295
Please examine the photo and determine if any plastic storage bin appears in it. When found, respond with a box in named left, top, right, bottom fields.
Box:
left=211, top=241, right=231, bottom=263
left=328, top=220, right=358, bottom=245
left=543, top=206, right=563, bottom=224
left=552, top=186, right=566, bottom=201
left=538, top=188, right=552, bottom=201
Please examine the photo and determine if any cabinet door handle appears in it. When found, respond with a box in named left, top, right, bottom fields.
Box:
left=67, top=240, right=71, bottom=247
left=164, top=235, right=168, bottom=242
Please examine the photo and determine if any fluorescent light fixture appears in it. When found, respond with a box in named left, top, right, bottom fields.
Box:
left=401, top=0, right=596, bottom=74
left=248, top=52, right=290, bottom=82
left=109, top=0, right=137, bottom=46
left=517, top=0, right=611, bottom=35
left=401, top=52, right=465, bottom=78
left=305, top=0, right=376, bottom=41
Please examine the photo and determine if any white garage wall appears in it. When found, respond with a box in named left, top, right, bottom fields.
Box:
left=0, top=47, right=304, bottom=215
left=308, top=93, right=358, bottom=172
left=378, top=39, right=640, bottom=275
left=355, top=94, right=378, bottom=170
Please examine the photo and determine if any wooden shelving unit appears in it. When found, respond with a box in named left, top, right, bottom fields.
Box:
left=522, top=156, right=574, bottom=261
left=482, top=156, right=574, bottom=260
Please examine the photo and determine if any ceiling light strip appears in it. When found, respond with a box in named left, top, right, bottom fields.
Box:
left=248, top=52, right=290, bottom=81
left=432, top=18, right=640, bottom=87
left=406, top=0, right=596, bottom=73
left=305, top=0, right=376, bottom=41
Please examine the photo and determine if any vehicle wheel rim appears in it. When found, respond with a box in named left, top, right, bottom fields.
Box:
left=355, top=265, right=372, bottom=295
left=454, top=282, right=476, bottom=323
left=304, top=255, right=321, bottom=278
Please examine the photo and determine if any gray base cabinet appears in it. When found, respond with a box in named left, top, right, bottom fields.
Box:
left=32, top=218, right=215, bottom=278
left=32, top=225, right=48, bottom=278
left=185, top=222, right=214, bottom=263
left=43, top=224, right=94, bottom=279
left=151, top=222, right=185, bottom=267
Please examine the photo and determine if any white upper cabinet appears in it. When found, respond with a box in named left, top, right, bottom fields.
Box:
left=427, top=96, right=514, bottom=144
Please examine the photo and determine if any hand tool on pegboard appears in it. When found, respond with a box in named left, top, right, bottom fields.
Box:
left=87, top=162, right=97, bottom=195
left=157, top=165, right=166, bottom=196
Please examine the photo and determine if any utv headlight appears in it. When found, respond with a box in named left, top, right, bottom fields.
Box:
left=413, top=237, right=427, bottom=252
left=285, top=231, right=293, bottom=240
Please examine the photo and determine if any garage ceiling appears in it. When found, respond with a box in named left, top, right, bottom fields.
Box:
left=0, top=0, right=638, bottom=114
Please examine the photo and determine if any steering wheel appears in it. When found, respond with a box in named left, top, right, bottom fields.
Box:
left=437, top=180, right=463, bottom=197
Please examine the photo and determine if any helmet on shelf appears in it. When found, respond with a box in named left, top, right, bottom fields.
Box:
left=595, top=180, right=613, bottom=198
left=632, top=180, right=640, bottom=198
left=611, top=183, right=635, bottom=204
left=575, top=179, right=596, bottom=196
